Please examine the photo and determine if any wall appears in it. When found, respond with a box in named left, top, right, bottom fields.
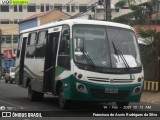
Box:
left=19, top=19, right=38, bottom=31
left=40, top=11, right=70, bottom=25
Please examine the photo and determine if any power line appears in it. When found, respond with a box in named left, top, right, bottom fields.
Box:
left=71, top=1, right=99, bottom=19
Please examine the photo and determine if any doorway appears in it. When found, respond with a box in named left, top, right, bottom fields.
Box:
left=43, top=32, right=60, bottom=92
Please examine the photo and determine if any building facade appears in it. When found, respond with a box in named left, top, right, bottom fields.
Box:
left=19, top=9, right=71, bottom=31
left=0, top=0, right=151, bottom=72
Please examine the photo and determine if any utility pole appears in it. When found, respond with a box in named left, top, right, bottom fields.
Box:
left=0, top=29, right=2, bottom=77
left=105, top=0, right=111, bottom=21
left=98, top=0, right=111, bottom=21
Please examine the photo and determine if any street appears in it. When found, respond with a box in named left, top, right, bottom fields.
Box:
left=0, top=80, right=160, bottom=120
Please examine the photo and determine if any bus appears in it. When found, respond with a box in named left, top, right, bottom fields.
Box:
left=15, top=19, right=144, bottom=109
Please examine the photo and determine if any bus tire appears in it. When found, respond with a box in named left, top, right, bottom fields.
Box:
left=116, top=102, right=129, bottom=109
left=58, top=87, right=70, bottom=109
left=28, top=83, right=44, bottom=101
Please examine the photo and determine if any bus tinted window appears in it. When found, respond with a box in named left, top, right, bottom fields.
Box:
left=26, top=33, right=37, bottom=58
left=35, top=31, right=47, bottom=58
left=27, top=33, right=36, bottom=45
left=37, top=31, right=47, bottom=44
left=57, top=26, right=70, bottom=69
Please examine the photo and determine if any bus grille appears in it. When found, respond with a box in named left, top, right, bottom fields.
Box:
left=87, top=77, right=133, bottom=83
left=90, top=89, right=130, bottom=99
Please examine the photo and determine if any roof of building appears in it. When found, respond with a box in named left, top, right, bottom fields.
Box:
left=19, top=9, right=71, bottom=23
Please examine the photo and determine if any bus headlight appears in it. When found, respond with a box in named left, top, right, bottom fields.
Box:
left=76, top=83, right=88, bottom=94
left=131, top=86, right=142, bottom=96
left=138, top=78, right=142, bottom=82
left=137, top=76, right=144, bottom=83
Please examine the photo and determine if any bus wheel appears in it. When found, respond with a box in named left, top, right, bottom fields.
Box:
left=116, top=102, right=129, bottom=109
left=58, top=87, right=70, bottom=109
left=28, top=83, right=44, bottom=101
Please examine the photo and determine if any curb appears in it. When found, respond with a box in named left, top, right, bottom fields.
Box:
left=143, top=81, right=159, bottom=92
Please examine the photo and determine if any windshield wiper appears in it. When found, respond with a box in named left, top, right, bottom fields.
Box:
left=81, top=49, right=95, bottom=68
left=112, top=41, right=130, bottom=70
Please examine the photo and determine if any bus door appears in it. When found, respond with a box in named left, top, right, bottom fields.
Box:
left=19, top=33, right=28, bottom=85
left=43, top=26, right=62, bottom=92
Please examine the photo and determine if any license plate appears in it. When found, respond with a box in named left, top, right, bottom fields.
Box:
left=105, top=88, right=118, bottom=94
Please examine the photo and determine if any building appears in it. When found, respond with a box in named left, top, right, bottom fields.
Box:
left=0, top=24, right=18, bottom=72
left=19, top=9, right=71, bottom=31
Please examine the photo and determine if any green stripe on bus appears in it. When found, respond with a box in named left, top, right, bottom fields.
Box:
left=55, top=66, right=65, bottom=77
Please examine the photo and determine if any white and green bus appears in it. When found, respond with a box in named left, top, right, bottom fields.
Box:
left=15, top=19, right=144, bottom=109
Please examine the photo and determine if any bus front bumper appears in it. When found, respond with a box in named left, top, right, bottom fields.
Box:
left=62, top=76, right=143, bottom=102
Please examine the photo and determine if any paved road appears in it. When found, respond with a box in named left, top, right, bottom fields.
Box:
left=0, top=80, right=160, bottom=120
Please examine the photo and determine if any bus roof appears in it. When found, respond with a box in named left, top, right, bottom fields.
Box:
left=20, top=19, right=133, bottom=33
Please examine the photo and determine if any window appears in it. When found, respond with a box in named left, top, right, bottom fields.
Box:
left=1, top=20, right=9, bottom=24
left=40, top=4, right=44, bottom=12
left=35, top=31, right=47, bottom=58
left=26, top=33, right=37, bottom=58
left=54, top=4, right=62, bottom=11
left=71, top=5, right=75, bottom=12
left=46, top=4, right=49, bottom=11
left=79, top=5, right=87, bottom=12
left=1, top=5, right=9, bottom=12
left=6, top=35, right=11, bottom=43
left=13, top=35, right=19, bottom=43
left=19, top=5, right=23, bottom=12
left=57, top=26, right=70, bottom=69
left=66, top=5, right=70, bottom=12
left=27, top=5, right=36, bottom=12
left=14, top=5, right=17, bottom=12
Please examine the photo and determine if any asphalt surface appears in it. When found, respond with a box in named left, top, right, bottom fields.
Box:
left=0, top=80, right=160, bottom=120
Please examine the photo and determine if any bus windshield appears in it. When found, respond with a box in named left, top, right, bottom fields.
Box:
left=73, top=25, right=141, bottom=69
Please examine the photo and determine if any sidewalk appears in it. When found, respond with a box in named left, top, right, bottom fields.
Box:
left=141, top=91, right=160, bottom=105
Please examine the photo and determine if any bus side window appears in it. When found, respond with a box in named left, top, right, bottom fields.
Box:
left=16, top=35, right=22, bottom=58
left=26, top=32, right=37, bottom=58
left=57, top=26, right=70, bottom=69
left=35, top=31, right=47, bottom=58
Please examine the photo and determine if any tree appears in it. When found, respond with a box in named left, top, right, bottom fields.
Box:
left=114, top=0, right=135, bottom=8
left=113, top=0, right=150, bottom=25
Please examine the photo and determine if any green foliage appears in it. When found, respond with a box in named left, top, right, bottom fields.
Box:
left=114, top=1, right=125, bottom=8
left=137, top=27, right=155, bottom=38
left=149, top=0, right=158, bottom=6
left=137, top=27, right=159, bottom=80
left=112, top=12, right=133, bottom=24
left=130, top=5, right=142, bottom=11
left=112, top=11, right=147, bottom=25
left=114, top=0, right=136, bottom=8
